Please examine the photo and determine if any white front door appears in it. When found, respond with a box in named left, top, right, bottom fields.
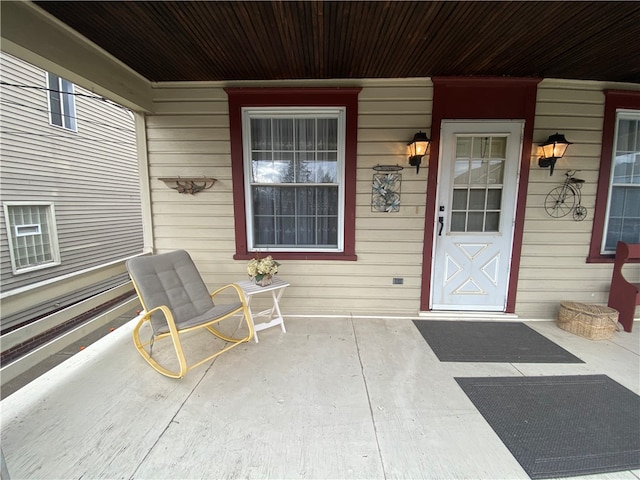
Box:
left=431, top=121, right=523, bottom=311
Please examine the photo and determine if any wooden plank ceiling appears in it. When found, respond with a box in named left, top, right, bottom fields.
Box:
left=35, top=1, right=640, bottom=83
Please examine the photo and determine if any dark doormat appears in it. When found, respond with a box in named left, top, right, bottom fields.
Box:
left=455, top=375, right=640, bottom=479
left=413, top=320, right=583, bottom=363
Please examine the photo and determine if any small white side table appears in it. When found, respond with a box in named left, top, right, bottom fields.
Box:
left=237, top=277, right=289, bottom=343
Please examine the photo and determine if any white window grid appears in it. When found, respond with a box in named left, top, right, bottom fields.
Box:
left=450, top=135, right=507, bottom=233
left=602, top=110, right=640, bottom=254
left=3, top=203, right=61, bottom=274
left=242, top=108, right=346, bottom=252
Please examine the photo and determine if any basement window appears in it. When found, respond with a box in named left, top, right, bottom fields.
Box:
left=4, top=203, right=61, bottom=273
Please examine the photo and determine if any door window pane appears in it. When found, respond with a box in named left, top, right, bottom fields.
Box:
left=488, top=159, right=505, bottom=184
left=485, top=212, right=500, bottom=231
left=454, top=160, right=470, bottom=185
left=469, top=189, right=486, bottom=210
left=467, top=212, right=485, bottom=232
left=472, top=136, right=486, bottom=159
left=451, top=212, right=466, bottom=232
left=450, top=135, right=506, bottom=233
left=452, top=190, right=468, bottom=210
left=487, top=190, right=502, bottom=209
left=456, top=137, right=471, bottom=157
left=490, top=137, right=507, bottom=158
left=469, top=159, right=487, bottom=184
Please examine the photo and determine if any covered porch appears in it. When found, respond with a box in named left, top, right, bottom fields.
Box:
left=2, top=0, right=639, bottom=322
left=2, top=315, right=639, bottom=479
left=1, top=2, right=639, bottom=477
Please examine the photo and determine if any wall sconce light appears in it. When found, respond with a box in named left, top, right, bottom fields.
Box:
left=538, top=133, right=573, bottom=176
left=408, top=131, right=430, bottom=173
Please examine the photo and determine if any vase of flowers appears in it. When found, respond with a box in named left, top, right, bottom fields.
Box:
left=247, top=255, right=280, bottom=286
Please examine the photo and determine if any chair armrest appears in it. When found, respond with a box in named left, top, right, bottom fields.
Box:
left=210, top=283, right=247, bottom=303
left=143, top=304, right=173, bottom=317
left=143, top=304, right=180, bottom=334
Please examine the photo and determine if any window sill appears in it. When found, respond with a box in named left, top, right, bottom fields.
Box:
left=586, top=255, right=640, bottom=264
left=12, top=261, right=61, bottom=275
left=234, top=252, right=357, bottom=261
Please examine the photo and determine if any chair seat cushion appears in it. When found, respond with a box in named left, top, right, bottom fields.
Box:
left=155, top=302, right=243, bottom=334
left=128, top=250, right=217, bottom=332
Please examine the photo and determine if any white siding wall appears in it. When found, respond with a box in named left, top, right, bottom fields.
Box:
left=146, top=78, right=639, bottom=319
left=146, top=79, right=432, bottom=316
left=519, top=80, right=606, bottom=318
left=518, top=79, right=640, bottom=319
left=0, top=52, right=143, bottom=291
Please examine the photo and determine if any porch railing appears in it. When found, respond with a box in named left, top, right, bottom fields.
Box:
left=0, top=254, right=145, bottom=386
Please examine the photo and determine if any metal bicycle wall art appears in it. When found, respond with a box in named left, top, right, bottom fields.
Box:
left=544, top=169, right=587, bottom=221
left=371, top=164, right=403, bottom=212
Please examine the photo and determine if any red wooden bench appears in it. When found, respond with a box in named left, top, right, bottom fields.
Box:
left=607, top=241, right=640, bottom=332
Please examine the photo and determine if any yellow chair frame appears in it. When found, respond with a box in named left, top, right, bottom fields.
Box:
left=131, top=281, right=254, bottom=379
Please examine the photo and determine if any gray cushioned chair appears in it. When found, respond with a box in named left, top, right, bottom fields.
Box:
left=126, top=250, right=254, bottom=378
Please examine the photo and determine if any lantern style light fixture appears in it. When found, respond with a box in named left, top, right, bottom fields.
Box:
left=408, top=131, right=430, bottom=173
left=538, top=132, right=573, bottom=176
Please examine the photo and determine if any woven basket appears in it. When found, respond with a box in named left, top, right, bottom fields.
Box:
left=557, top=301, right=619, bottom=340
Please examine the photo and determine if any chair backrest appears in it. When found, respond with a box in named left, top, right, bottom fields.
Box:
left=613, top=242, right=640, bottom=272
left=127, top=250, right=214, bottom=332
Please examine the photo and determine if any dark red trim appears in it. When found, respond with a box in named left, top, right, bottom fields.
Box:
left=587, top=90, right=640, bottom=263
left=225, top=87, right=361, bottom=261
left=420, top=77, right=541, bottom=313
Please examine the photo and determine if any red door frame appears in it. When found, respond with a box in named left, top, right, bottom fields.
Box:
left=420, top=77, right=541, bottom=313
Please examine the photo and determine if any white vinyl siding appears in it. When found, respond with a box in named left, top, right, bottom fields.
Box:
left=518, top=79, right=637, bottom=319
left=602, top=110, right=640, bottom=253
left=4, top=203, right=60, bottom=273
left=146, top=78, right=639, bottom=320
left=145, top=79, right=432, bottom=316
left=0, top=52, right=143, bottom=291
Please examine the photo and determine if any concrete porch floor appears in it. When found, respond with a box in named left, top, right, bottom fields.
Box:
left=1, top=316, right=639, bottom=479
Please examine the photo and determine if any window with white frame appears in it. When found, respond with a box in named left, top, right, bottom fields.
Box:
left=46, top=72, right=77, bottom=131
left=602, top=110, right=640, bottom=253
left=243, top=108, right=345, bottom=252
left=4, top=203, right=61, bottom=273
